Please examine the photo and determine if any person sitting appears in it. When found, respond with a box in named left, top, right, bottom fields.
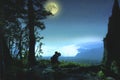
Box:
left=51, top=51, right=61, bottom=65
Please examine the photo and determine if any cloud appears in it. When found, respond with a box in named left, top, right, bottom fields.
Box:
left=59, top=45, right=80, bottom=57
left=40, top=37, right=103, bottom=57
left=41, top=44, right=80, bottom=57
left=41, top=46, right=57, bottom=56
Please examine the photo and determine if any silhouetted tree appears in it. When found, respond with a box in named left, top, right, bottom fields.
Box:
left=27, top=0, right=51, bottom=67
left=0, top=0, right=20, bottom=66
left=16, top=27, right=29, bottom=59
left=0, top=0, right=50, bottom=67
left=103, top=0, right=120, bottom=75
left=0, top=0, right=25, bottom=59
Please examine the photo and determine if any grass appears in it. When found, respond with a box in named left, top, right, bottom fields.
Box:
left=59, top=60, right=91, bottom=68
left=37, top=59, right=91, bottom=68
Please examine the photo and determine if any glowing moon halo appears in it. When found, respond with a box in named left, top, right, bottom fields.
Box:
left=45, top=2, right=59, bottom=15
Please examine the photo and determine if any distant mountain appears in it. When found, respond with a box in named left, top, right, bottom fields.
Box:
left=75, top=41, right=104, bottom=62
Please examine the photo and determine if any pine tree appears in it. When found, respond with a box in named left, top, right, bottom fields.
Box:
left=26, top=0, right=51, bottom=67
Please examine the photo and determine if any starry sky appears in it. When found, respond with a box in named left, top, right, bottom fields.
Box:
left=39, top=0, right=120, bottom=57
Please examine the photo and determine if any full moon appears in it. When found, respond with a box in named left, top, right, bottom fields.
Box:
left=45, top=2, right=59, bottom=15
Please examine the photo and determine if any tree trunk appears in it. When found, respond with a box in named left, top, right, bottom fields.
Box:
left=0, top=29, right=13, bottom=80
left=0, top=29, right=13, bottom=65
left=28, top=0, right=36, bottom=67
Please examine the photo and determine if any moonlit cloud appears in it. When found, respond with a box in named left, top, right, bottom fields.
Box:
left=59, top=45, right=80, bottom=57
left=41, top=44, right=80, bottom=57
left=40, top=37, right=103, bottom=57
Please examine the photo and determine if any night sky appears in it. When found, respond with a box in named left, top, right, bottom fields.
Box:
left=39, top=0, right=120, bottom=57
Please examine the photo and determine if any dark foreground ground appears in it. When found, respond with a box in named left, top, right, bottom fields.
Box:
left=1, top=60, right=119, bottom=80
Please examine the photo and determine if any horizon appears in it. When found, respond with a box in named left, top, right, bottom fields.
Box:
left=37, top=40, right=103, bottom=58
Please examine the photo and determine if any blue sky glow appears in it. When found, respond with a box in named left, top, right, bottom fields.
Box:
left=38, top=0, right=120, bottom=57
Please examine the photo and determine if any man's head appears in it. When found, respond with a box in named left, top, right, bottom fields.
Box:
left=55, top=51, right=61, bottom=57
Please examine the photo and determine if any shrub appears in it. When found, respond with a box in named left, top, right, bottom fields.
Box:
left=97, top=70, right=105, bottom=79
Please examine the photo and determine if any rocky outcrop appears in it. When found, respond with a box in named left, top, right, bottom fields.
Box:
left=103, top=0, right=120, bottom=74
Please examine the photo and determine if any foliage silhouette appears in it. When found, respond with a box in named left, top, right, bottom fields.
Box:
left=0, top=0, right=51, bottom=79
left=22, top=0, right=51, bottom=67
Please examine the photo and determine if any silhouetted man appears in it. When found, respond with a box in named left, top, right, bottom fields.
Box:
left=51, top=51, right=61, bottom=65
